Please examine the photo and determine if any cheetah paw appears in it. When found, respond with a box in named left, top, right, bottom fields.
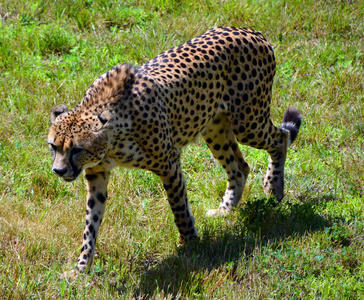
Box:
left=60, top=268, right=80, bottom=280
left=206, top=209, right=228, bottom=217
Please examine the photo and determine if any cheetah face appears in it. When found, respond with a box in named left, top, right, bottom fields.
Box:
left=47, top=105, right=110, bottom=182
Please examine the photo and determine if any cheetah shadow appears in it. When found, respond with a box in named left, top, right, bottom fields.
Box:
left=135, top=196, right=335, bottom=297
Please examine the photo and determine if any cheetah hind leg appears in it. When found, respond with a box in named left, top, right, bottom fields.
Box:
left=263, top=108, right=302, bottom=201
left=202, top=115, right=250, bottom=216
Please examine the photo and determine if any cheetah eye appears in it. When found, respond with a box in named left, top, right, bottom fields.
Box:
left=49, top=143, right=57, bottom=152
left=71, top=147, right=83, bottom=156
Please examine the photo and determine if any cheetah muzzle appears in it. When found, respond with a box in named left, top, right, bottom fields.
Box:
left=48, top=27, right=302, bottom=274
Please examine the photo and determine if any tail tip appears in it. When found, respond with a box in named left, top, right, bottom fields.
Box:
left=282, top=107, right=302, bottom=145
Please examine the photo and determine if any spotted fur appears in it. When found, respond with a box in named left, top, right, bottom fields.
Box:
left=48, top=27, right=302, bottom=273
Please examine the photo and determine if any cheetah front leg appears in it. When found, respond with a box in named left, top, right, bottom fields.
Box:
left=75, top=170, right=110, bottom=273
left=158, top=161, right=199, bottom=243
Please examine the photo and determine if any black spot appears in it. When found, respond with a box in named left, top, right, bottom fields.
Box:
left=213, top=144, right=221, bottom=151
left=257, top=86, right=261, bottom=96
left=247, top=133, right=255, bottom=139
left=223, top=94, right=230, bottom=101
left=88, top=198, right=95, bottom=209
left=97, top=192, right=106, bottom=203
left=93, top=214, right=99, bottom=222
left=85, top=174, right=97, bottom=181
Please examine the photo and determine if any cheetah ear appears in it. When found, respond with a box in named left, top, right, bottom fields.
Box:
left=51, top=105, right=68, bottom=124
left=97, top=110, right=112, bottom=127
left=91, top=111, right=112, bottom=132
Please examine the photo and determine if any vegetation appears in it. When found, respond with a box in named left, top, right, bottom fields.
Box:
left=0, top=0, right=363, bottom=298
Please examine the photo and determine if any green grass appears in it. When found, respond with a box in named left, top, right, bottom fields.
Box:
left=1, top=0, right=364, bottom=298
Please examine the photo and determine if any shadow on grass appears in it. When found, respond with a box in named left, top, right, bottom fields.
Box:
left=135, top=196, right=334, bottom=297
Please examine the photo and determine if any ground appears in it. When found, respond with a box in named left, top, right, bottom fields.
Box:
left=0, top=0, right=363, bottom=298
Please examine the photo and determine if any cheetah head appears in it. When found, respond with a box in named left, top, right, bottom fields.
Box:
left=47, top=105, right=111, bottom=182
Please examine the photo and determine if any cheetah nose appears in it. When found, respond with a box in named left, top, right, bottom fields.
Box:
left=53, top=167, right=67, bottom=177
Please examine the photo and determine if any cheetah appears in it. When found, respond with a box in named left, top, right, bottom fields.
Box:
left=48, top=27, right=302, bottom=273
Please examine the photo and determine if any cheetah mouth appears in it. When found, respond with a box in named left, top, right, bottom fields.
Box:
left=62, top=176, right=77, bottom=182
left=62, top=170, right=82, bottom=182
left=61, top=167, right=82, bottom=182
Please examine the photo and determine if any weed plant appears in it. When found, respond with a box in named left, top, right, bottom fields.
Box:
left=0, top=0, right=363, bottom=298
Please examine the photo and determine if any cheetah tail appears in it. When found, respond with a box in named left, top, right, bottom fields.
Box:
left=281, top=107, right=302, bottom=146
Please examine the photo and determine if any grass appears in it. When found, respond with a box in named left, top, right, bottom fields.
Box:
left=0, top=0, right=364, bottom=298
